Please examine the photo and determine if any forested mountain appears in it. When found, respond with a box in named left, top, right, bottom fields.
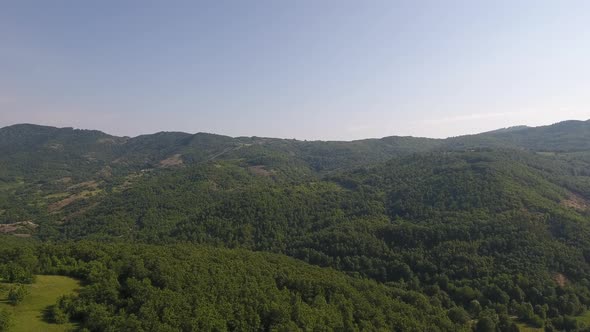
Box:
left=2, top=120, right=589, bottom=181
left=444, top=120, right=590, bottom=152
left=2, top=120, right=590, bottom=331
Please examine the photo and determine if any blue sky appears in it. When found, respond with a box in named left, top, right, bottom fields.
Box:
left=1, top=0, right=589, bottom=139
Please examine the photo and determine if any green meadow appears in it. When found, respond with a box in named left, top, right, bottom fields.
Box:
left=516, top=323, right=543, bottom=332
left=0, top=275, right=79, bottom=332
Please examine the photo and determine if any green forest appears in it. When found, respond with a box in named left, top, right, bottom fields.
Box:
left=2, top=121, right=590, bottom=331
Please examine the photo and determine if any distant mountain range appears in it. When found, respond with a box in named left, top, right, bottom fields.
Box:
left=1, top=120, right=589, bottom=181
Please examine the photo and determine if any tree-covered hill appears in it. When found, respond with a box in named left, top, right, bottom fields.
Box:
left=18, top=149, right=589, bottom=330
left=2, top=119, right=589, bottom=183
left=444, top=120, right=590, bottom=152
left=0, top=237, right=466, bottom=331
left=2, top=120, right=590, bottom=331
left=0, top=127, right=443, bottom=192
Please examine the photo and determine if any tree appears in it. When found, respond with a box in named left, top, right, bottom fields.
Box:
left=497, top=314, right=519, bottom=332
left=0, top=309, right=12, bottom=332
left=468, top=299, right=482, bottom=316
left=476, top=309, right=499, bottom=332
left=475, top=317, right=496, bottom=332
left=516, top=302, right=535, bottom=321
left=448, top=306, right=470, bottom=325
left=8, top=285, right=29, bottom=305
left=50, top=305, right=69, bottom=324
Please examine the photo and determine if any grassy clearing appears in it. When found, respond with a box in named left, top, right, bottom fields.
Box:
left=0, top=275, right=80, bottom=332
left=44, top=192, right=70, bottom=200
left=516, top=323, right=543, bottom=331
left=517, top=324, right=543, bottom=331
left=0, top=180, right=24, bottom=192
left=575, top=310, right=590, bottom=325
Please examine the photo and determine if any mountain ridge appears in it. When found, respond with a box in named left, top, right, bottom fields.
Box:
left=2, top=118, right=588, bottom=142
left=0, top=119, right=590, bottom=149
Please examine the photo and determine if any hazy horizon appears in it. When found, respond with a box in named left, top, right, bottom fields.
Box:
left=2, top=1, right=590, bottom=140
left=2, top=117, right=588, bottom=141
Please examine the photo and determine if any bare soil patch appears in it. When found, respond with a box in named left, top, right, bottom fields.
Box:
left=159, top=154, right=184, bottom=167
left=561, top=192, right=590, bottom=211
left=55, top=177, right=72, bottom=184
left=0, top=221, right=38, bottom=234
left=554, top=273, right=568, bottom=287
left=48, top=188, right=101, bottom=212
left=248, top=165, right=273, bottom=177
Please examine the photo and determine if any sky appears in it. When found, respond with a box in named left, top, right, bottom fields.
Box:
left=1, top=0, right=590, bottom=140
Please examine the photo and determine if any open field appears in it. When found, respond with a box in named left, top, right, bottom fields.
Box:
left=575, top=310, right=590, bottom=326
left=0, top=275, right=79, bottom=332
left=516, top=323, right=543, bottom=331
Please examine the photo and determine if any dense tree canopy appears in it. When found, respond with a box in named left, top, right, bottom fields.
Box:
left=2, top=121, right=590, bottom=330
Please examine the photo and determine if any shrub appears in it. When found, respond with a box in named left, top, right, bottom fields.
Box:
left=8, top=285, right=29, bottom=305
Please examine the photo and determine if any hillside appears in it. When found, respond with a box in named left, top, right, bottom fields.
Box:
left=2, top=120, right=589, bottom=182
left=2, top=120, right=590, bottom=331
left=444, top=120, right=590, bottom=152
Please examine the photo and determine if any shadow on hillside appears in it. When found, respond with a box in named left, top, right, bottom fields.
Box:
left=41, top=304, right=56, bottom=324
left=42, top=304, right=72, bottom=326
